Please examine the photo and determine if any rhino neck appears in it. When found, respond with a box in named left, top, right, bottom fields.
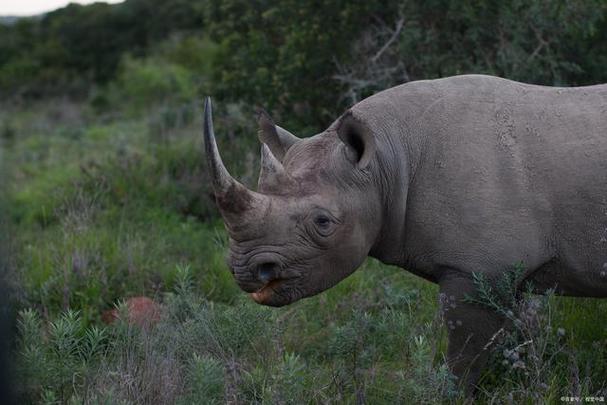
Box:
left=365, top=121, right=417, bottom=268
left=352, top=95, right=424, bottom=267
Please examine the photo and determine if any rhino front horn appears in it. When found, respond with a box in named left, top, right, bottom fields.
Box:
left=203, top=97, right=267, bottom=224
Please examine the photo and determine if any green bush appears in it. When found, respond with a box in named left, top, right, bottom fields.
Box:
left=105, top=56, right=198, bottom=114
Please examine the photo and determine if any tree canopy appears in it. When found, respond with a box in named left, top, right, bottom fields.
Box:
left=1, top=0, right=605, bottom=129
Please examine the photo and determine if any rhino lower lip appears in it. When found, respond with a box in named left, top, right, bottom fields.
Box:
left=250, top=279, right=284, bottom=303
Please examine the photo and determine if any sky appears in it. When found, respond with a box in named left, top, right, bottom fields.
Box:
left=0, top=0, right=124, bottom=16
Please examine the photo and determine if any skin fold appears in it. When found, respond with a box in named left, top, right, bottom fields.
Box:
left=203, top=74, right=607, bottom=391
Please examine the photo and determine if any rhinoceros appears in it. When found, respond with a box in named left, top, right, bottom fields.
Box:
left=202, top=74, right=607, bottom=389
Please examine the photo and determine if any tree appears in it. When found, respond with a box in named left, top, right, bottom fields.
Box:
left=206, top=0, right=607, bottom=132
left=206, top=0, right=400, bottom=131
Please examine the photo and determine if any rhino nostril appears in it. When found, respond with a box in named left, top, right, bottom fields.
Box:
left=257, top=262, right=278, bottom=283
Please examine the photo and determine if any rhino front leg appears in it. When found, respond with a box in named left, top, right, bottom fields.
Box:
left=438, top=271, right=505, bottom=393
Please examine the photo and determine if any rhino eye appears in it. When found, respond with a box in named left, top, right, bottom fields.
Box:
left=312, top=213, right=336, bottom=237
left=314, top=215, right=332, bottom=228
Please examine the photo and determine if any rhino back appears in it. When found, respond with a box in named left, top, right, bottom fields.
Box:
left=356, top=75, right=607, bottom=294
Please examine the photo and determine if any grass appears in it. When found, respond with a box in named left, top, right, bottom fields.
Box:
left=4, top=97, right=607, bottom=403
left=16, top=262, right=450, bottom=404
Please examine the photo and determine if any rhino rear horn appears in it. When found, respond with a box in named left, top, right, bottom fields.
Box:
left=258, top=144, right=291, bottom=193
left=257, top=108, right=300, bottom=161
left=203, top=97, right=268, bottom=224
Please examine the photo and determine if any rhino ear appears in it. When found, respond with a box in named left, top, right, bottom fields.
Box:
left=257, top=108, right=300, bottom=161
left=336, top=111, right=376, bottom=169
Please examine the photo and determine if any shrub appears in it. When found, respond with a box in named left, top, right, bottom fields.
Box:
left=466, top=263, right=607, bottom=401
left=105, top=56, right=199, bottom=115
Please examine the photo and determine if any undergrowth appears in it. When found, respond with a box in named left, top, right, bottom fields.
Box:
left=467, top=264, right=607, bottom=402
left=16, top=264, right=454, bottom=404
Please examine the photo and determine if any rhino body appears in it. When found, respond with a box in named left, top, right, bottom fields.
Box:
left=203, top=74, right=607, bottom=390
left=357, top=75, right=607, bottom=297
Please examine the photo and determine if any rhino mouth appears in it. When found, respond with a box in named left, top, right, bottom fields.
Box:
left=250, top=279, right=285, bottom=305
left=250, top=274, right=306, bottom=307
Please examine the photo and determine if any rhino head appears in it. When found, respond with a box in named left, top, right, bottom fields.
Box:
left=203, top=98, right=384, bottom=307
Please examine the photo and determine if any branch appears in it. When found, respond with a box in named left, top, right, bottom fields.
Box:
left=371, top=17, right=405, bottom=63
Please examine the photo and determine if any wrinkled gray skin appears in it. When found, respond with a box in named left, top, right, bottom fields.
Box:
left=203, top=74, right=607, bottom=391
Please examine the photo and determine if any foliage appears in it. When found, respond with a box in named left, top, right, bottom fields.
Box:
left=206, top=0, right=607, bottom=131
left=15, top=264, right=454, bottom=404
left=3, top=0, right=606, bottom=129
left=15, top=259, right=607, bottom=403
left=105, top=56, right=198, bottom=113
left=466, top=264, right=607, bottom=401
left=204, top=0, right=400, bottom=130
left=4, top=99, right=249, bottom=323
left=0, top=0, right=205, bottom=95
left=17, top=308, right=108, bottom=403
left=464, top=261, right=527, bottom=317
